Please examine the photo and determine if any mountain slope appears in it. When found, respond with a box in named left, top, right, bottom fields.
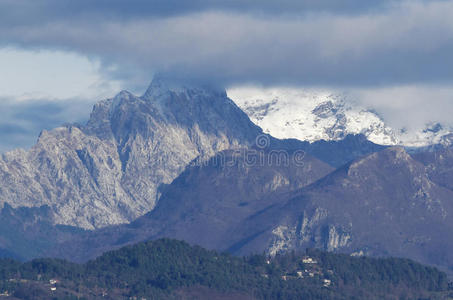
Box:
left=232, top=147, right=453, bottom=272
left=412, top=145, right=453, bottom=191
left=55, top=146, right=453, bottom=274
left=0, top=79, right=388, bottom=230
left=0, top=204, right=83, bottom=260
left=50, top=149, right=333, bottom=261
left=297, top=134, right=386, bottom=168
left=133, top=149, right=333, bottom=251
left=0, top=78, right=263, bottom=229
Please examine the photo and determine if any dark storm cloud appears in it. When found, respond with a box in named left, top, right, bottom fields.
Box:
left=1, top=0, right=452, bottom=152
left=0, top=0, right=399, bottom=25
left=1, top=0, right=453, bottom=88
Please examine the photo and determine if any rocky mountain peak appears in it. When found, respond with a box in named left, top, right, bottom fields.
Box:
left=0, top=78, right=263, bottom=229
left=110, top=90, right=136, bottom=110
left=85, top=77, right=258, bottom=143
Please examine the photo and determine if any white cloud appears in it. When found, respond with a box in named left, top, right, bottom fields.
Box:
left=0, top=48, right=123, bottom=101
left=0, top=48, right=126, bottom=153
left=0, top=96, right=97, bottom=153
left=350, top=85, right=453, bottom=131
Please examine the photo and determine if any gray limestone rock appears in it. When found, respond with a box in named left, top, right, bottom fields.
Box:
left=0, top=78, right=262, bottom=229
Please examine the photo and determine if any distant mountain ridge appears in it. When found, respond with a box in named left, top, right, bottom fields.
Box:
left=3, top=78, right=453, bottom=279
left=229, top=87, right=453, bottom=147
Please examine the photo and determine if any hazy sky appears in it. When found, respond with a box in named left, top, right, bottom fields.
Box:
left=1, top=0, right=453, bottom=151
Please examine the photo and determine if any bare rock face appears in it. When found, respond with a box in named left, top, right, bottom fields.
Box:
left=0, top=78, right=263, bottom=229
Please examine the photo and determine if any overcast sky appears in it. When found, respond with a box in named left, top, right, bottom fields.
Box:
left=1, top=0, right=453, bottom=152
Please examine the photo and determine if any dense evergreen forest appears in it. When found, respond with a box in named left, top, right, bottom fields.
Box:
left=0, top=239, right=450, bottom=299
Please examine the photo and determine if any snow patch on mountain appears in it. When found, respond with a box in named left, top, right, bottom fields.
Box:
left=228, top=87, right=453, bottom=147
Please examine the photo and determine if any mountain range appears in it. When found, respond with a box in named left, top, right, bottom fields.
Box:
left=0, top=79, right=383, bottom=230
left=229, top=87, right=453, bottom=147
left=1, top=78, right=453, bottom=278
left=0, top=79, right=262, bottom=229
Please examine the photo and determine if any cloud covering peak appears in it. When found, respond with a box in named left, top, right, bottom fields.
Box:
left=1, top=0, right=453, bottom=88
left=1, top=0, right=453, bottom=151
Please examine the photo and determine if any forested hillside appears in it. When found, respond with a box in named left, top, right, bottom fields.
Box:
left=0, top=239, right=449, bottom=299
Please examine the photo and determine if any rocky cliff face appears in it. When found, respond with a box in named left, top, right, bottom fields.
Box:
left=0, top=78, right=263, bottom=229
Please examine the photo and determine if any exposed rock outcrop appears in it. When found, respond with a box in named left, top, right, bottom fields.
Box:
left=0, top=78, right=263, bottom=229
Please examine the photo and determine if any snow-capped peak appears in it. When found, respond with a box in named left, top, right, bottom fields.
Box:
left=227, top=86, right=453, bottom=147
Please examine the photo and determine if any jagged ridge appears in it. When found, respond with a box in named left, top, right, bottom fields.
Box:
left=0, top=78, right=263, bottom=229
